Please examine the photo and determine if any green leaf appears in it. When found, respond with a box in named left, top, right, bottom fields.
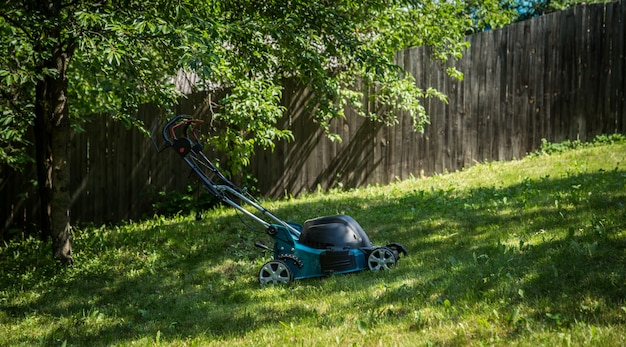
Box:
left=357, top=320, right=368, bottom=335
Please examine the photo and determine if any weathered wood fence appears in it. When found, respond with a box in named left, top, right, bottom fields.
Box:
left=2, top=1, right=625, bottom=233
left=251, top=1, right=626, bottom=197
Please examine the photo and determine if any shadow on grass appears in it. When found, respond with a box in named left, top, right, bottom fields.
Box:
left=1, top=168, right=625, bottom=345
left=358, top=169, right=626, bottom=331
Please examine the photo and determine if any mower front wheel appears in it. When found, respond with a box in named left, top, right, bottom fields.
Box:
left=367, top=247, right=397, bottom=271
left=259, top=260, right=293, bottom=285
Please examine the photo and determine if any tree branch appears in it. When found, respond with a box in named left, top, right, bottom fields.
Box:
left=0, top=12, right=36, bottom=42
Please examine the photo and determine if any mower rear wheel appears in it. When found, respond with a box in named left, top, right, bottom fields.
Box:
left=259, top=260, right=293, bottom=285
left=367, top=247, right=397, bottom=271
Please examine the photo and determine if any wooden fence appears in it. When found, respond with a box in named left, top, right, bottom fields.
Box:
left=2, top=1, right=625, bottom=233
left=251, top=1, right=626, bottom=197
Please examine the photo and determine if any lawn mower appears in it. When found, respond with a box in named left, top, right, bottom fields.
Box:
left=157, top=115, right=408, bottom=285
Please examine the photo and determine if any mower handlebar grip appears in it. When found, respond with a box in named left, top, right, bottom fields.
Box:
left=162, top=115, right=187, bottom=146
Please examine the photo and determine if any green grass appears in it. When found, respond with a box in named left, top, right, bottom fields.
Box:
left=2, top=136, right=626, bottom=346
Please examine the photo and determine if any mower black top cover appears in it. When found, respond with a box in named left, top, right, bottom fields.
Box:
left=299, top=215, right=373, bottom=249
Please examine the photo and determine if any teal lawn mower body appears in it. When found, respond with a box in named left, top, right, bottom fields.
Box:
left=158, top=116, right=408, bottom=285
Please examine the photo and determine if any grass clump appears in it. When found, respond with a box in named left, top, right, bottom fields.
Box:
left=1, top=135, right=626, bottom=346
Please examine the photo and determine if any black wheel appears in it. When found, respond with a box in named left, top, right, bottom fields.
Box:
left=385, top=242, right=408, bottom=258
left=259, top=260, right=293, bottom=285
left=367, top=247, right=397, bottom=271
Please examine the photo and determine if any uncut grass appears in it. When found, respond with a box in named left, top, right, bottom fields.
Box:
left=1, top=141, right=625, bottom=346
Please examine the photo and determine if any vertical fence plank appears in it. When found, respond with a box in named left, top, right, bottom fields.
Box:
left=608, top=1, right=626, bottom=133
left=529, top=15, right=544, bottom=151
left=603, top=2, right=617, bottom=133
left=464, top=34, right=478, bottom=166
left=493, top=28, right=504, bottom=161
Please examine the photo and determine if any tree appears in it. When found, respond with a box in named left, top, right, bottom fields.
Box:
left=1, top=0, right=217, bottom=264
left=463, top=0, right=517, bottom=32
left=1, top=0, right=508, bottom=264
left=513, top=0, right=611, bottom=21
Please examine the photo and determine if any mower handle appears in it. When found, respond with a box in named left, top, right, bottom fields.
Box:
left=161, top=114, right=244, bottom=193
left=162, top=115, right=204, bottom=147
left=158, top=116, right=302, bottom=238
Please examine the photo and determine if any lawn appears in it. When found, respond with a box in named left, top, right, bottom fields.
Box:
left=1, top=135, right=626, bottom=346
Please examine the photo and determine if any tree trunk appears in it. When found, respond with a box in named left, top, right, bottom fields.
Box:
left=34, top=41, right=75, bottom=265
